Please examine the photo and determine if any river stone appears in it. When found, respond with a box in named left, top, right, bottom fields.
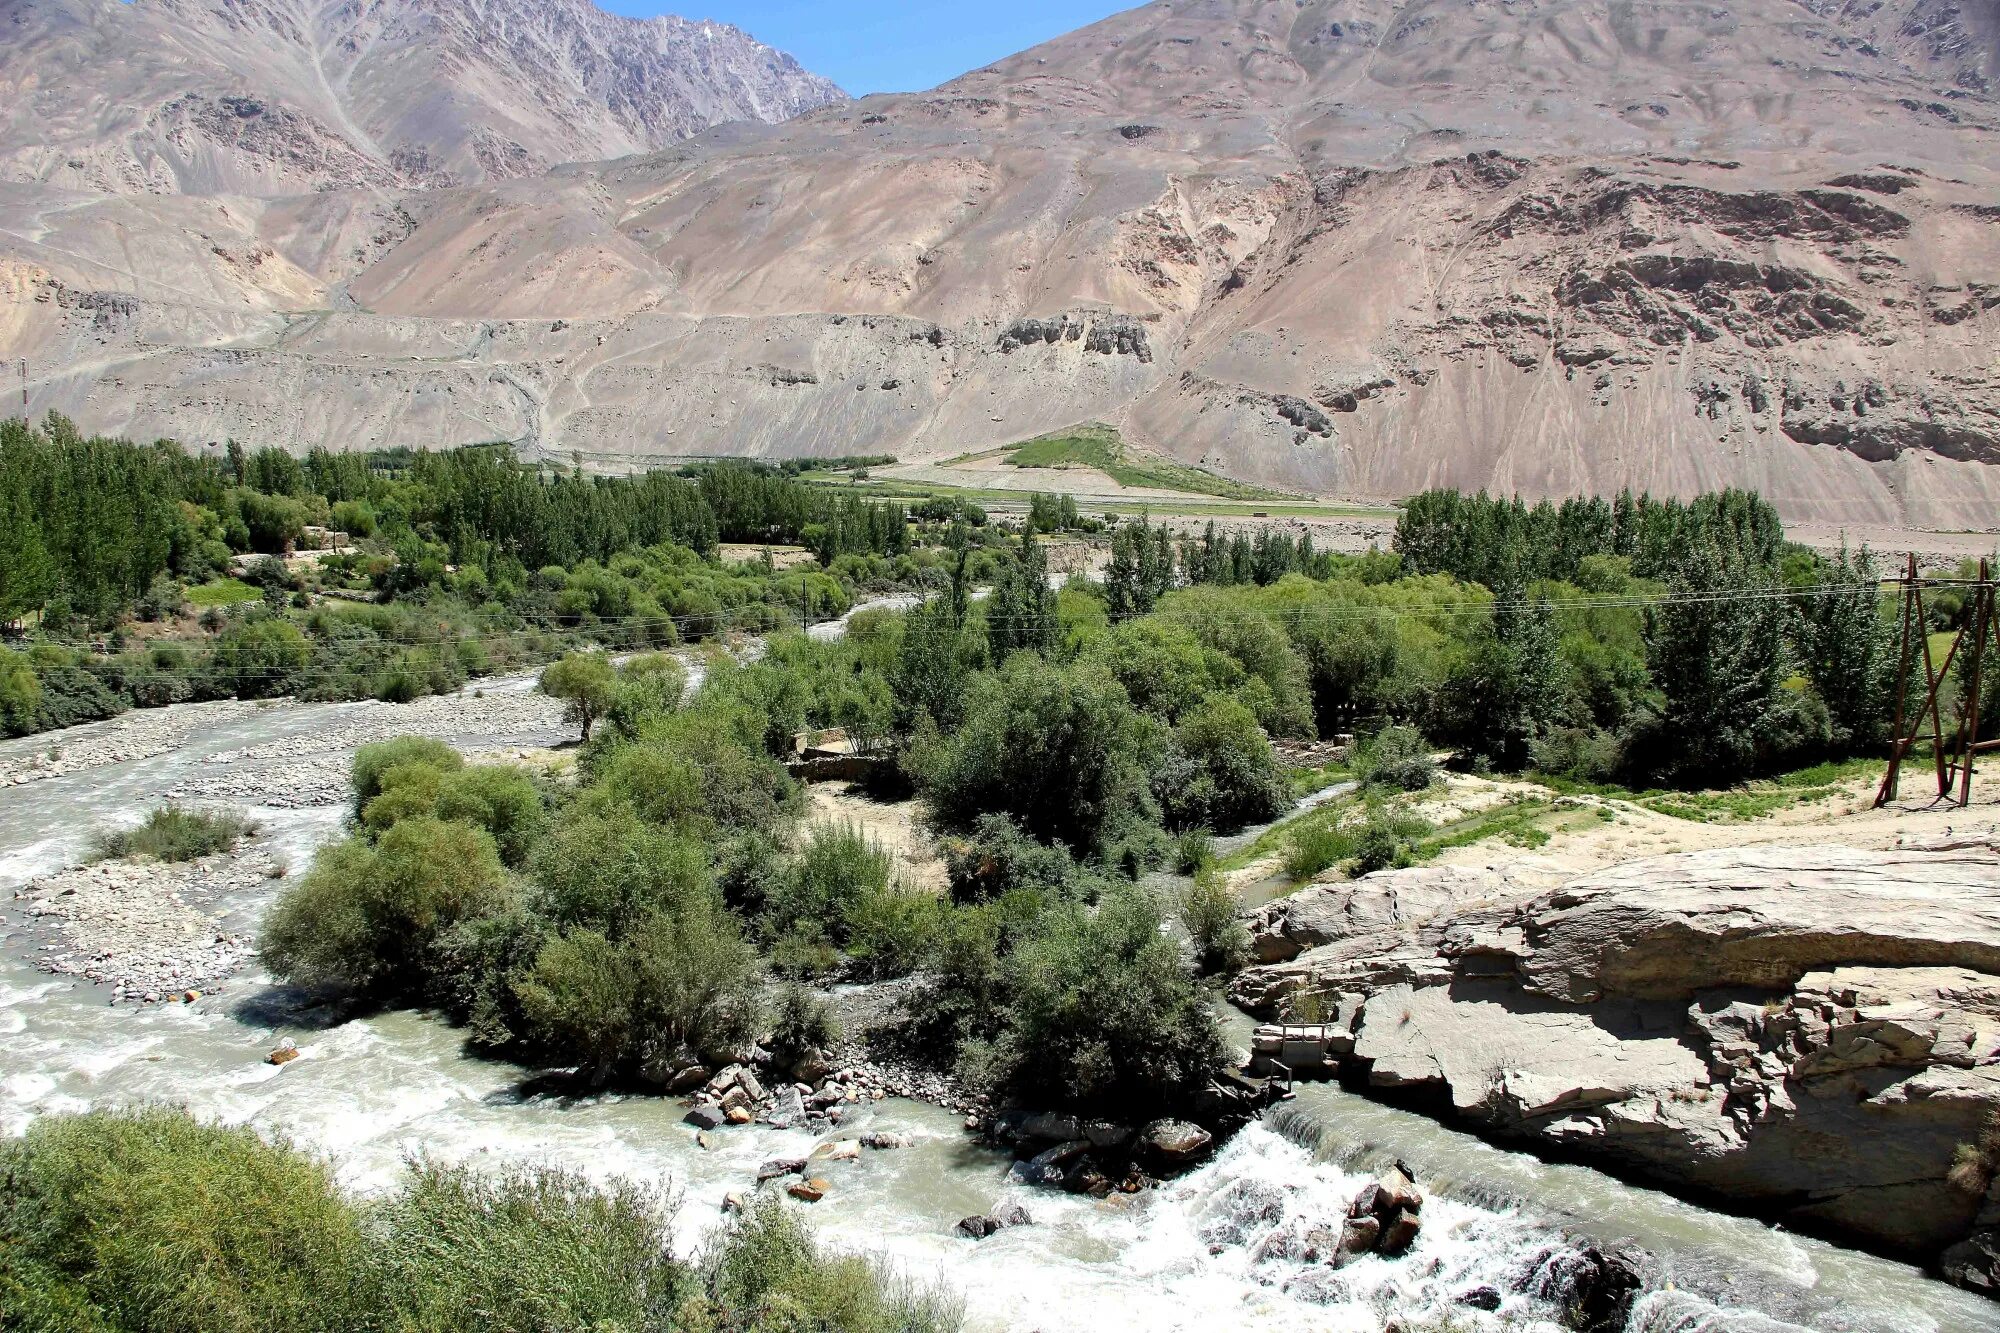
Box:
left=1378, top=1207, right=1421, bottom=1255
left=684, top=1103, right=726, bottom=1130
left=1016, top=1111, right=1083, bottom=1143
left=758, top=1156, right=807, bottom=1182
left=763, top=1086, right=805, bottom=1128
left=787, top=1178, right=829, bottom=1203
left=1138, top=1119, right=1211, bottom=1162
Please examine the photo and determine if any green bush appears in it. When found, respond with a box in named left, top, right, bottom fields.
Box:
left=0, top=1108, right=957, bottom=1333
left=261, top=816, right=512, bottom=998
left=373, top=1157, right=688, bottom=1332
left=939, top=813, right=1096, bottom=904
left=89, top=805, right=253, bottom=863
left=207, top=618, right=309, bottom=699
left=1171, top=827, right=1214, bottom=875
left=0, top=1106, right=372, bottom=1333
left=1283, top=820, right=1354, bottom=881
left=1177, top=868, right=1249, bottom=975
left=1357, top=724, right=1437, bottom=792
left=351, top=736, right=462, bottom=815
left=767, top=981, right=840, bottom=1073
left=982, top=886, right=1228, bottom=1120
left=701, top=1195, right=962, bottom=1333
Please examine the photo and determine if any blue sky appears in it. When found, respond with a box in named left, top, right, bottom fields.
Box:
left=600, top=1, right=1136, bottom=95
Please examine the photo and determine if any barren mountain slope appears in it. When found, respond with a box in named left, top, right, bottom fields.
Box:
left=0, top=0, right=845, bottom=194
left=5, top=0, right=1999, bottom=525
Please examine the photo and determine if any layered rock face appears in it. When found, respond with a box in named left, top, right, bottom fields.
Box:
left=0, top=0, right=844, bottom=194
left=1230, top=839, right=2000, bottom=1287
left=1, top=0, right=1997, bottom=522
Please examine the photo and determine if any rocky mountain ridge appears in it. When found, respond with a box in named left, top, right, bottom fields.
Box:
left=2, top=0, right=1997, bottom=523
left=0, top=0, right=844, bottom=194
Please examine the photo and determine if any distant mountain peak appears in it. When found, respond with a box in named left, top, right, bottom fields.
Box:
left=0, top=0, right=845, bottom=195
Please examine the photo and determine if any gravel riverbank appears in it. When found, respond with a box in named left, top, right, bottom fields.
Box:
left=12, top=845, right=285, bottom=1002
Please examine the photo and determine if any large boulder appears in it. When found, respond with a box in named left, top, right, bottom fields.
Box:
left=1138, top=1118, right=1212, bottom=1163
left=1503, top=842, right=2000, bottom=1004
left=1230, top=837, right=2000, bottom=1290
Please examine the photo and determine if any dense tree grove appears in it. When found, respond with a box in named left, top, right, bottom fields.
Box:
left=0, top=421, right=957, bottom=739
left=0, top=1107, right=959, bottom=1332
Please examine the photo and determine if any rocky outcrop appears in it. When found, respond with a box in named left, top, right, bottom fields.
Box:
left=1231, top=838, right=2000, bottom=1291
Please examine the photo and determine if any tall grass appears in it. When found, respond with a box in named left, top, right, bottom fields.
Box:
left=1283, top=821, right=1355, bottom=881
left=0, top=1107, right=964, bottom=1333
left=89, top=804, right=254, bottom=863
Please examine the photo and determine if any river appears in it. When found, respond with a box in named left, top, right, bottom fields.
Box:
left=3, top=611, right=1996, bottom=1332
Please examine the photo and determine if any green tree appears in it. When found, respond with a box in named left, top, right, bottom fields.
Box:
left=985, top=886, right=1228, bottom=1118
left=208, top=619, right=310, bottom=699
left=1447, top=580, right=1566, bottom=770
left=987, top=528, right=1059, bottom=660
left=540, top=651, right=617, bottom=741
left=1794, top=545, right=1892, bottom=753
left=261, top=817, right=513, bottom=997
left=916, top=655, right=1159, bottom=856
left=1642, top=540, right=1789, bottom=783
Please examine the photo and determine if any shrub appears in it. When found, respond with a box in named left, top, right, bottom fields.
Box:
left=1357, top=724, right=1436, bottom=792
left=0, top=1108, right=956, bottom=1333
left=431, top=765, right=545, bottom=868
left=843, top=883, right=946, bottom=980
left=351, top=736, right=461, bottom=815
left=1178, top=867, right=1249, bottom=975
left=89, top=805, right=253, bottom=862
left=982, top=886, right=1228, bottom=1119
left=702, top=1195, right=962, bottom=1333
left=0, top=1107, right=372, bottom=1333
left=767, top=981, right=840, bottom=1073
left=1171, top=827, right=1214, bottom=875
left=208, top=618, right=310, bottom=699
left=1528, top=725, right=1624, bottom=783
left=939, top=812, right=1095, bottom=904
left=261, top=817, right=512, bottom=997
left=1348, top=805, right=1432, bottom=876
left=373, top=1157, right=688, bottom=1331
left=1283, top=820, right=1353, bottom=881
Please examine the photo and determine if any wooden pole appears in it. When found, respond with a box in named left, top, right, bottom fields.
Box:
left=1959, top=560, right=1992, bottom=807
left=1878, top=553, right=1917, bottom=806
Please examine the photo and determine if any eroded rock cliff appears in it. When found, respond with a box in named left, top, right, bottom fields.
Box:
left=1231, top=839, right=2000, bottom=1288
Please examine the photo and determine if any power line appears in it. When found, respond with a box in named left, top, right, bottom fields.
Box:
left=24, top=578, right=1896, bottom=688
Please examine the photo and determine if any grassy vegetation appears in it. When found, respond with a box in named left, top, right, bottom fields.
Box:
left=89, top=804, right=254, bottom=862
left=1535, top=757, right=1878, bottom=824
left=990, top=424, right=1295, bottom=501
left=1227, top=787, right=1611, bottom=881
left=808, top=470, right=1391, bottom=518
left=184, top=576, right=262, bottom=608
left=0, top=1106, right=960, bottom=1333
left=1287, top=764, right=1352, bottom=797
